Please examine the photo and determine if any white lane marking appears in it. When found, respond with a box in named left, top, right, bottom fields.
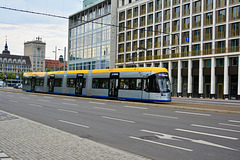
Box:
left=38, top=99, right=49, bottom=102
left=129, top=136, right=193, bottom=152
left=175, top=128, right=238, bottom=140
left=102, top=116, right=135, bottom=123
left=94, top=107, right=116, bottom=111
left=143, top=113, right=178, bottom=119
left=8, top=100, right=18, bottom=103
left=229, top=120, right=240, bottom=123
left=57, top=109, right=78, bottom=113
left=140, top=129, right=238, bottom=151
left=59, top=120, right=89, bottom=128
left=123, top=105, right=148, bottom=110
left=191, top=124, right=240, bottom=133
left=89, top=101, right=106, bottom=105
left=62, top=98, right=76, bottom=101
left=28, top=104, right=43, bottom=107
left=218, top=123, right=240, bottom=128
left=62, top=102, right=77, bottom=106
left=175, top=111, right=211, bottom=116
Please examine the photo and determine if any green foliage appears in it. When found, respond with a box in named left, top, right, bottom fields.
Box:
left=46, top=68, right=52, bottom=72
left=0, top=73, right=3, bottom=79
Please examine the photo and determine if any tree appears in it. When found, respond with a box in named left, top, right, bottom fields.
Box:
left=46, top=68, right=51, bottom=72
left=0, top=73, right=3, bottom=79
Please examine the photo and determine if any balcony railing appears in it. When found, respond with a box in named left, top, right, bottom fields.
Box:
left=132, top=46, right=137, bottom=51
left=140, top=21, right=145, bottom=26
left=133, top=34, right=138, bottom=39
left=182, top=37, right=189, bottom=44
left=192, top=50, right=201, bottom=56
left=140, top=44, right=145, bottom=48
left=181, top=52, right=189, bottom=57
left=165, top=14, right=170, bottom=21
left=126, top=47, right=131, bottom=52
left=148, top=19, right=153, bottom=25
left=173, top=25, right=180, bottom=32
left=231, top=14, right=240, bottom=21
left=183, top=23, right=190, bottom=30
left=156, top=4, right=162, bottom=10
left=162, top=54, right=170, bottom=59
left=183, top=0, right=190, bottom=2
left=156, top=17, right=161, bottom=23
left=164, top=27, right=170, bottom=33
left=193, top=21, right=201, bottom=28
left=119, top=48, right=124, bottom=53
left=203, top=49, right=213, bottom=55
left=127, top=13, right=132, bottom=19
left=172, top=39, right=179, bottom=45
left=217, top=1, right=226, bottom=8
left=205, top=18, right=212, bottom=25
left=173, top=0, right=180, bottom=5
left=134, top=11, right=138, bottom=17
left=119, top=37, right=124, bottom=42
left=204, top=33, right=212, bottom=40
left=126, top=36, right=131, bottom=41
left=118, top=58, right=124, bottom=63
left=155, top=42, right=161, bottom=48
left=173, top=12, right=180, bottom=19
left=146, top=55, right=153, bottom=60
left=171, top=53, right=179, bottom=58
left=154, top=55, right=161, bottom=60
left=231, top=29, right=240, bottom=37
left=183, top=9, right=190, bottom=16
left=215, top=47, right=226, bottom=54
left=218, top=31, right=225, bottom=39
left=205, top=3, right=213, bottom=11
left=218, top=16, right=226, bottom=23
left=228, top=46, right=240, bottom=52
left=147, top=43, right=152, bottom=49
left=141, top=9, right=146, bottom=15
left=163, top=40, right=170, bottom=46
left=133, top=22, right=138, bottom=28
left=140, top=33, right=145, bottom=38
left=194, top=6, right=201, bottom=13
left=139, top=56, right=145, bottom=61
left=148, top=6, right=153, bottom=13
left=165, top=1, right=171, bottom=8
left=193, top=35, right=201, bottom=42
left=230, top=0, right=240, bottom=5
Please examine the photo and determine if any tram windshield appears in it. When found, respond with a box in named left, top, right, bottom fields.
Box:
left=156, top=73, right=171, bottom=93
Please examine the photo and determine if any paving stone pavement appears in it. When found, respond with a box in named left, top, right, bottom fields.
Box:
left=0, top=110, right=148, bottom=160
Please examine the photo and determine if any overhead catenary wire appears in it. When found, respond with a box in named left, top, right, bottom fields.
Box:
left=0, top=6, right=178, bottom=39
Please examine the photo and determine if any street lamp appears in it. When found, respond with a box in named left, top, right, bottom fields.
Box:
left=57, top=47, right=67, bottom=71
left=52, top=46, right=57, bottom=71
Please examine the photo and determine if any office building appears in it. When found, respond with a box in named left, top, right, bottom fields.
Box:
left=45, top=59, right=68, bottom=71
left=68, top=0, right=117, bottom=70
left=116, top=0, right=240, bottom=99
left=24, top=37, right=46, bottom=72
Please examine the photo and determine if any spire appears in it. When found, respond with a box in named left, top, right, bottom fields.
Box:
left=4, top=36, right=8, bottom=51
left=2, top=36, right=10, bottom=55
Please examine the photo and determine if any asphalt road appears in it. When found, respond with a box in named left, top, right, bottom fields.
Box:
left=0, top=91, right=239, bottom=160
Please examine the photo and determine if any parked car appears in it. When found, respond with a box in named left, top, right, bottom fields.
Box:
left=14, top=83, right=22, bottom=89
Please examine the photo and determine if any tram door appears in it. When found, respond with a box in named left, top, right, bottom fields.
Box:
left=31, top=76, right=36, bottom=91
left=49, top=75, right=55, bottom=93
left=108, top=73, right=119, bottom=98
left=75, top=74, right=84, bottom=96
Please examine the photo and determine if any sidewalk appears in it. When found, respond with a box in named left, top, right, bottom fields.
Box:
left=0, top=110, right=148, bottom=160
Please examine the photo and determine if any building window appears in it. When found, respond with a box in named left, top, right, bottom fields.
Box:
left=205, top=12, right=213, bottom=25
left=127, top=9, right=132, bottom=19
left=147, top=26, right=153, bottom=37
left=140, top=28, right=145, bottom=38
left=119, top=11, right=125, bottom=21
left=155, top=12, right=162, bottom=23
left=140, top=4, right=146, bottom=15
left=133, top=30, right=138, bottom=39
left=217, top=9, right=226, bottom=23
left=229, top=57, right=238, bottom=66
left=133, top=7, right=138, bottom=17
left=140, top=16, right=145, bottom=26
left=156, top=0, right=162, bottom=10
left=183, top=4, right=190, bottom=16
left=148, top=14, right=153, bottom=25
left=148, top=2, right=154, bottom=13
left=182, top=61, right=188, bottom=69
left=183, top=18, right=190, bottom=30
left=204, top=59, right=211, bottom=68
left=155, top=24, right=161, bottom=35
left=216, top=58, right=224, bottom=67
left=217, top=25, right=226, bottom=39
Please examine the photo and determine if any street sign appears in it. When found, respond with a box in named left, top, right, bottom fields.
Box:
left=186, top=37, right=189, bottom=42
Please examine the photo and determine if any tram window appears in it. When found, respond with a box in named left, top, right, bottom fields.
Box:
left=147, top=75, right=160, bottom=92
left=67, top=78, right=76, bottom=87
left=36, top=79, right=44, bottom=86
left=119, top=78, right=142, bottom=90
left=92, top=78, right=109, bottom=89
left=55, top=78, right=62, bottom=87
left=83, top=78, right=86, bottom=88
left=24, top=79, right=31, bottom=85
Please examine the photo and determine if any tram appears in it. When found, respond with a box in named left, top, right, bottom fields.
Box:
left=23, top=67, right=171, bottom=102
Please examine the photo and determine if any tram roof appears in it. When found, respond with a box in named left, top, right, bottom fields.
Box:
left=91, top=67, right=168, bottom=73
left=24, top=72, right=46, bottom=75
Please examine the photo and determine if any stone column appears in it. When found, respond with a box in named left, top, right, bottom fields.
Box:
left=168, top=61, right=172, bottom=84
left=210, top=57, right=216, bottom=99
left=177, top=60, right=182, bottom=97
left=224, top=56, right=229, bottom=99
left=160, top=61, right=163, bottom=68
left=199, top=58, right=203, bottom=98
left=188, top=59, right=192, bottom=98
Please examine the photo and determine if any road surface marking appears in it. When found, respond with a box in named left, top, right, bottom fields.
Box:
left=123, top=105, right=148, bottom=110
left=62, top=102, right=78, bottom=106
left=57, top=109, right=78, bottom=113
left=191, top=124, right=240, bottom=133
left=102, top=116, right=135, bottom=123
left=129, top=136, right=193, bottom=152
left=62, top=98, right=76, bottom=101
left=94, top=107, right=116, bottom=111
left=89, top=101, right=106, bottom=105
left=143, top=113, right=178, bottom=119
left=140, top=129, right=238, bottom=151
left=8, top=100, right=18, bottom=103
left=218, top=123, right=240, bottom=128
left=38, top=99, right=49, bottom=102
left=59, top=120, right=89, bottom=128
left=229, top=120, right=240, bottom=123
left=175, top=111, right=211, bottom=116
left=175, top=128, right=238, bottom=140
left=28, top=104, right=43, bottom=107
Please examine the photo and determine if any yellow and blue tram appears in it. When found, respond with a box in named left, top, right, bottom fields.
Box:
left=23, top=67, right=171, bottom=102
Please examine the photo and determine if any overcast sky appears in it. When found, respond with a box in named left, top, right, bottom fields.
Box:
left=0, top=0, right=83, bottom=59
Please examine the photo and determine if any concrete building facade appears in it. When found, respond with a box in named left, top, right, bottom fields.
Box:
left=24, top=37, right=46, bottom=72
left=68, top=0, right=117, bottom=70
left=116, top=0, right=240, bottom=100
